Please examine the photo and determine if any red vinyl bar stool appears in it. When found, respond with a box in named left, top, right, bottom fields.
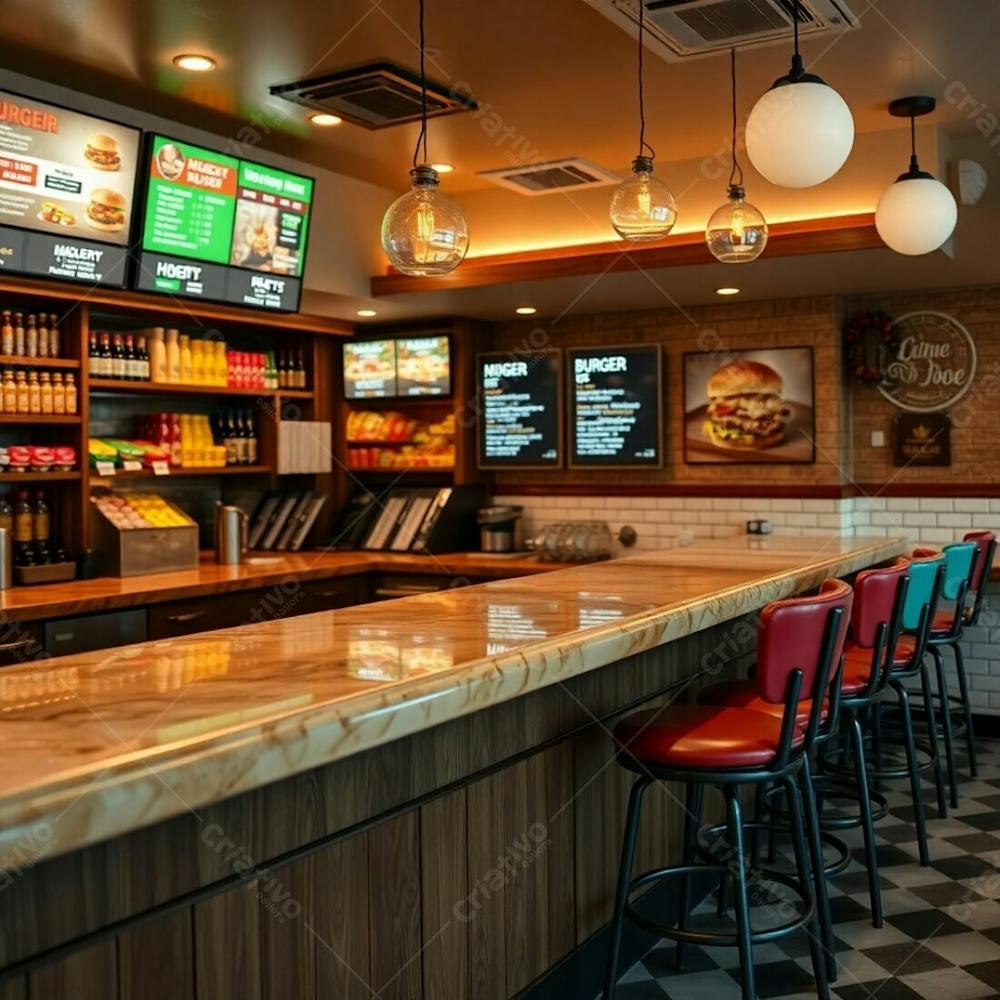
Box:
left=603, top=579, right=852, bottom=1000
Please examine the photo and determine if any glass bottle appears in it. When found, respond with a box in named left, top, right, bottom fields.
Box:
left=99, top=332, right=113, bottom=377
left=33, top=490, right=50, bottom=564
left=13, top=490, right=33, bottom=561
left=87, top=332, right=100, bottom=377
left=13, top=313, right=24, bottom=357
left=245, top=410, right=258, bottom=465
left=1, top=311, right=12, bottom=355
left=15, top=371, right=29, bottom=413
left=215, top=341, right=227, bottom=386
left=52, top=372, right=65, bottom=415
left=39, top=371, right=52, bottom=414
left=110, top=333, right=126, bottom=379
left=64, top=372, right=77, bottom=414
left=37, top=314, right=49, bottom=358
left=27, top=370, right=41, bottom=414
left=2, top=370, right=16, bottom=413
left=48, top=314, right=60, bottom=358
left=149, top=328, right=167, bottom=382
left=136, top=336, right=149, bottom=381
left=0, top=493, right=12, bottom=535
left=165, top=329, right=180, bottom=383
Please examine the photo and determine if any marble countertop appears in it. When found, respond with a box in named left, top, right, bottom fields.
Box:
left=0, top=534, right=905, bottom=865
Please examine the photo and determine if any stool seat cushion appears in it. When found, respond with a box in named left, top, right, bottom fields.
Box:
left=613, top=704, right=800, bottom=769
left=698, top=678, right=819, bottom=728
left=931, top=606, right=960, bottom=635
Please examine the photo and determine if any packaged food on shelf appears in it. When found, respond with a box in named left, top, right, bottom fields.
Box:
left=94, top=492, right=194, bottom=530
left=346, top=408, right=454, bottom=470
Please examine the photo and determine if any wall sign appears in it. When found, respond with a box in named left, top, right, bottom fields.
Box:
left=893, top=412, right=951, bottom=467
left=878, top=311, right=977, bottom=412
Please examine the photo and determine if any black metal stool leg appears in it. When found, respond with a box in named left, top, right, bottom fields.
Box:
left=603, top=776, right=650, bottom=1000
left=953, top=641, right=978, bottom=778
left=931, top=645, right=960, bottom=809
left=783, top=774, right=831, bottom=1000
left=800, top=759, right=837, bottom=982
left=917, top=657, right=948, bottom=818
left=872, top=702, right=884, bottom=779
left=893, top=679, right=930, bottom=866
left=849, top=710, right=883, bottom=928
left=724, top=786, right=755, bottom=1000
left=676, top=782, right=704, bottom=972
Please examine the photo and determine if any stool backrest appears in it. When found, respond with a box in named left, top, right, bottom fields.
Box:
left=941, top=542, right=977, bottom=602
left=756, top=578, right=853, bottom=706
left=902, top=551, right=945, bottom=632
left=850, top=557, right=910, bottom=649
left=964, top=530, right=996, bottom=595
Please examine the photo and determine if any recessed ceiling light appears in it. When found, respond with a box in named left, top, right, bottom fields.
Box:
left=430, top=162, right=454, bottom=174
left=309, top=113, right=343, bottom=127
left=356, top=309, right=377, bottom=318
left=173, top=54, right=217, bottom=72
left=515, top=306, right=537, bottom=315
left=715, top=287, right=741, bottom=296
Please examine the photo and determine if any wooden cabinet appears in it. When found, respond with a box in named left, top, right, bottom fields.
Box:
left=148, top=591, right=262, bottom=639
left=0, top=619, right=46, bottom=667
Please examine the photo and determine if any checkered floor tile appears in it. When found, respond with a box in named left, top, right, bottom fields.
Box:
left=606, top=740, right=1000, bottom=999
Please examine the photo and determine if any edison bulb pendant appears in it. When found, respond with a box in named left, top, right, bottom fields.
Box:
left=706, top=185, right=769, bottom=263
left=609, top=156, right=677, bottom=242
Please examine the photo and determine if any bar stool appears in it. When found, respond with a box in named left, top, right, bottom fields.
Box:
left=603, top=579, right=852, bottom=1000
left=923, top=532, right=996, bottom=790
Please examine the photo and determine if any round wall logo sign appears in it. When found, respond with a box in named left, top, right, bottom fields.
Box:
left=878, top=311, right=977, bottom=412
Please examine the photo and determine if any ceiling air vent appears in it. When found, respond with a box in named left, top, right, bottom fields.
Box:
left=583, top=0, right=857, bottom=60
left=270, top=62, right=478, bottom=130
left=479, top=158, right=622, bottom=196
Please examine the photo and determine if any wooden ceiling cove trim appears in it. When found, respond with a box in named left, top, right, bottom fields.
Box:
left=371, top=212, right=882, bottom=296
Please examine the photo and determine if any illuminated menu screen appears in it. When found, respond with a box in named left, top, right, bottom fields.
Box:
left=0, top=89, right=140, bottom=287
left=396, top=336, right=451, bottom=396
left=569, top=344, right=662, bottom=467
left=343, top=340, right=397, bottom=399
left=477, top=350, right=561, bottom=468
left=136, top=134, right=313, bottom=311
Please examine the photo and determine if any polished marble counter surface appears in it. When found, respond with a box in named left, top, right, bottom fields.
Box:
left=0, top=534, right=904, bottom=865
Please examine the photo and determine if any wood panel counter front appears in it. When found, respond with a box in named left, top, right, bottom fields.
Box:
left=0, top=534, right=904, bottom=1000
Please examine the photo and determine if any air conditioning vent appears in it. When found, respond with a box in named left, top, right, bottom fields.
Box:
left=270, top=62, right=478, bottom=130
left=582, top=0, right=857, bottom=60
left=479, top=158, right=622, bottom=195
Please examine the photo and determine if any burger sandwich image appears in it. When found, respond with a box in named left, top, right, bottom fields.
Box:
left=84, top=133, right=122, bottom=171
left=85, top=188, right=128, bottom=233
left=703, top=360, right=793, bottom=449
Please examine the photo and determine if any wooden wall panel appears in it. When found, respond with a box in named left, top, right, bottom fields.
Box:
left=259, top=854, right=316, bottom=1000
left=0, top=978, right=25, bottom=1000
left=118, top=910, right=194, bottom=999
left=194, top=887, right=262, bottom=1000
left=29, top=942, right=117, bottom=1000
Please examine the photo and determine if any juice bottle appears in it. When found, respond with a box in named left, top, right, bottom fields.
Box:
left=179, top=334, right=192, bottom=383
left=165, top=329, right=180, bottom=383
left=2, top=369, right=16, bottom=413
left=15, top=371, right=29, bottom=413
left=191, top=340, right=204, bottom=384
left=149, top=328, right=167, bottom=382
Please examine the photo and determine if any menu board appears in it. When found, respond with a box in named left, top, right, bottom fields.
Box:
left=0, top=89, right=140, bottom=287
left=569, top=344, right=662, bottom=467
left=343, top=340, right=397, bottom=399
left=135, top=134, right=313, bottom=311
left=477, top=350, right=562, bottom=468
left=396, top=336, right=451, bottom=396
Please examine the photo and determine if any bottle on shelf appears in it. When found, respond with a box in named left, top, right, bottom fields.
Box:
left=52, top=372, right=65, bottom=415
left=39, top=371, right=52, bottom=414
left=244, top=410, right=258, bottom=465
left=1, top=311, right=12, bottom=356
left=214, top=341, right=227, bottom=386
left=99, top=332, right=113, bottom=377
left=0, top=493, right=12, bottom=534
left=13, top=313, right=24, bottom=357
left=2, top=370, right=15, bottom=413
left=15, top=371, right=28, bottom=414
left=296, top=349, right=307, bottom=389
left=13, top=490, right=33, bottom=565
left=191, top=339, right=204, bottom=384
left=136, top=336, right=150, bottom=381
left=49, top=314, right=60, bottom=359
left=65, top=372, right=77, bottom=414
left=88, top=331, right=100, bottom=377
left=27, top=371, right=40, bottom=414
left=33, top=491, right=50, bottom=564
left=150, top=327, right=166, bottom=382
left=38, top=315, right=49, bottom=359
left=123, top=334, right=137, bottom=380
left=179, top=334, right=192, bottom=383
left=165, top=328, right=180, bottom=383
left=111, top=333, right=126, bottom=379
left=25, top=315, right=38, bottom=358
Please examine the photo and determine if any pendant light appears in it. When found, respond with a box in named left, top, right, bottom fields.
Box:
left=745, top=1, right=854, bottom=188
left=380, top=0, right=468, bottom=276
left=706, top=49, right=768, bottom=264
left=609, top=0, right=677, bottom=242
left=875, top=96, right=957, bottom=256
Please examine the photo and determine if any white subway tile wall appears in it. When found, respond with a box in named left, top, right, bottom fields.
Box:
left=497, top=493, right=998, bottom=714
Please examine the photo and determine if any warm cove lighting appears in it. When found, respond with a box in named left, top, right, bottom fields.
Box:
left=515, top=306, right=537, bottom=315
left=716, top=287, right=741, bottom=296
left=357, top=309, right=378, bottom=317
left=309, top=113, right=342, bottom=127
left=430, top=162, right=454, bottom=174
left=173, top=54, right=217, bottom=72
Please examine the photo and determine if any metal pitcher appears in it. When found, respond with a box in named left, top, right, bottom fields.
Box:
left=214, top=504, right=248, bottom=565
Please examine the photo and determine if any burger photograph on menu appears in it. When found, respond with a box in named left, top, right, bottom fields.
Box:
left=683, top=347, right=815, bottom=464
left=85, top=187, right=128, bottom=233
left=84, top=133, right=121, bottom=171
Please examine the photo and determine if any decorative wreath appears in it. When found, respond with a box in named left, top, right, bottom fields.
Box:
left=844, top=312, right=900, bottom=386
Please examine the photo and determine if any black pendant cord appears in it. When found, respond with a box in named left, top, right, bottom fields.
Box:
left=412, top=0, right=429, bottom=169
left=909, top=113, right=919, bottom=171
left=637, top=0, right=655, bottom=161
left=728, top=48, right=744, bottom=190
left=788, top=0, right=806, bottom=80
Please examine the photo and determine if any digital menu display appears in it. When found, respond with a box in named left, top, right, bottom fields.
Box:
left=397, top=336, right=451, bottom=396
left=569, top=344, right=662, bottom=467
left=477, top=350, right=561, bottom=468
left=0, top=89, right=140, bottom=287
left=135, top=134, right=313, bottom=311
left=343, top=339, right=397, bottom=399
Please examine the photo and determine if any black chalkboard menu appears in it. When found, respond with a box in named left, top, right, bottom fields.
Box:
left=477, top=350, right=562, bottom=468
left=569, top=344, right=662, bottom=467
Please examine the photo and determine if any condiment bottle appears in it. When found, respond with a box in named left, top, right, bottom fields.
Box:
left=64, top=373, right=77, bottom=414
left=39, top=371, right=53, bottom=414
left=179, top=334, right=192, bottom=383
left=0, top=494, right=12, bottom=535
left=25, top=315, right=37, bottom=358
left=15, top=371, right=28, bottom=414
left=13, top=313, right=24, bottom=357
left=27, top=370, right=41, bottom=414
left=37, top=315, right=49, bottom=358
left=51, top=372, right=65, bottom=415
left=149, top=327, right=167, bottom=382
left=165, top=328, right=180, bottom=383
left=1, top=311, right=12, bottom=355
left=191, top=339, right=204, bottom=384
left=2, top=370, right=15, bottom=413
left=48, top=314, right=60, bottom=358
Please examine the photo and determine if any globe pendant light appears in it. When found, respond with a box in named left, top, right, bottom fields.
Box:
left=875, top=96, right=957, bottom=256
left=609, top=0, right=677, bottom=241
left=380, top=0, right=468, bottom=276
left=745, top=0, right=854, bottom=188
left=707, top=49, right=768, bottom=263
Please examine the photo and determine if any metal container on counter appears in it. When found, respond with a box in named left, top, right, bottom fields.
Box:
left=477, top=505, right=524, bottom=552
left=214, top=504, right=248, bottom=565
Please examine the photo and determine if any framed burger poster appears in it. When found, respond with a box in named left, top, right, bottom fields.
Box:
left=683, top=347, right=816, bottom=464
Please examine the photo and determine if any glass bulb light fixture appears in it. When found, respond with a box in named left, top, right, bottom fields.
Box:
left=609, top=0, right=677, bottom=242
left=707, top=49, right=768, bottom=263
left=745, top=1, right=854, bottom=188
left=379, top=0, right=469, bottom=276
left=875, top=96, right=957, bottom=256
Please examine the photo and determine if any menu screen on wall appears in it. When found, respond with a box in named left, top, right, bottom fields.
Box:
left=396, top=336, right=451, bottom=396
left=343, top=340, right=397, bottom=399
left=569, top=344, right=662, bottom=467
left=0, top=89, right=140, bottom=287
left=135, top=134, right=313, bottom=311
left=477, top=350, right=561, bottom=468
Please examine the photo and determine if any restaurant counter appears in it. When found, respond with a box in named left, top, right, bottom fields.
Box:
left=0, top=534, right=905, bottom=999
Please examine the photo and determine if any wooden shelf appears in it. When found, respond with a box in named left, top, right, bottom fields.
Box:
left=0, top=414, right=81, bottom=424
left=347, top=439, right=418, bottom=446
left=0, top=470, right=81, bottom=482
left=348, top=467, right=455, bottom=475
left=0, top=355, right=80, bottom=369
left=347, top=396, right=452, bottom=408
left=89, top=379, right=313, bottom=401
left=90, top=464, right=272, bottom=480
